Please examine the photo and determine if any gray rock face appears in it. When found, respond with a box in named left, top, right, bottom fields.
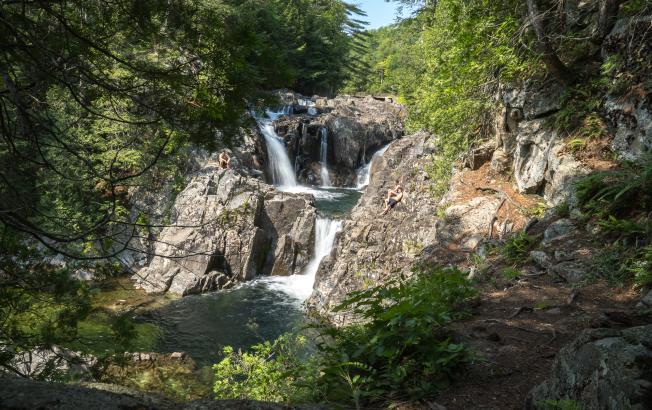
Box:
left=0, top=375, right=322, bottom=410
left=308, top=132, right=505, bottom=319
left=133, top=166, right=315, bottom=296
left=601, top=16, right=652, bottom=162
left=513, top=120, right=588, bottom=204
left=271, top=94, right=404, bottom=187
left=526, top=325, right=652, bottom=410
left=543, top=219, right=577, bottom=243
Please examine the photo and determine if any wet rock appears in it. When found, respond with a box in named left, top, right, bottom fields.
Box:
left=526, top=325, right=652, bottom=410
left=133, top=168, right=316, bottom=296
left=543, top=219, right=577, bottom=244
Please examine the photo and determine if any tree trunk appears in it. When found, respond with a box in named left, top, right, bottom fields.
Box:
left=526, top=0, right=574, bottom=85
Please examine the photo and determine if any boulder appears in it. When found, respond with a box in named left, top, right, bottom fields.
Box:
left=0, top=374, right=324, bottom=410
left=530, top=251, right=551, bottom=269
left=133, top=167, right=316, bottom=296
left=526, top=325, right=652, bottom=410
left=543, top=219, right=577, bottom=244
left=258, top=192, right=316, bottom=276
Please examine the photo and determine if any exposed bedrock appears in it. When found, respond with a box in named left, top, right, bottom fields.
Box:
left=526, top=325, right=652, bottom=410
left=0, top=374, right=323, bottom=410
left=132, top=165, right=315, bottom=296
left=307, top=131, right=516, bottom=319
left=267, top=93, right=405, bottom=187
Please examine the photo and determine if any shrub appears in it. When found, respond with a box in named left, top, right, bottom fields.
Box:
left=629, top=246, right=652, bottom=289
left=317, top=266, right=477, bottom=404
left=575, top=156, right=652, bottom=218
left=213, top=266, right=477, bottom=406
left=213, top=333, right=318, bottom=403
left=500, top=267, right=522, bottom=280
left=542, top=399, right=583, bottom=410
left=501, top=232, right=538, bottom=264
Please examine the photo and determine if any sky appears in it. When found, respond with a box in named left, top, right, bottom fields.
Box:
left=354, top=0, right=404, bottom=29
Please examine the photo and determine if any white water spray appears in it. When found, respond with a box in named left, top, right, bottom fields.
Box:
left=356, top=143, right=391, bottom=189
left=254, top=109, right=298, bottom=188
left=262, top=218, right=342, bottom=301
left=319, top=127, right=331, bottom=187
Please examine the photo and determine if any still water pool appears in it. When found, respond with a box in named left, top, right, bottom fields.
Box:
left=130, top=187, right=360, bottom=366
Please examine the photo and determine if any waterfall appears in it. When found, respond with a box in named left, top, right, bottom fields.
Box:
left=356, top=143, right=391, bottom=189
left=319, top=127, right=331, bottom=187
left=256, top=117, right=298, bottom=188
left=261, top=217, right=342, bottom=301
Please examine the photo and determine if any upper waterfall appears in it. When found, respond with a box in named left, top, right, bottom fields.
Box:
left=319, top=127, right=331, bottom=187
left=256, top=111, right=298, bottom=189
left=356, top=143, right=391, bottom=189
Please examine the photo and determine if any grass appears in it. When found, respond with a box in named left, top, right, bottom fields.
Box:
left=501, top=232, right=538, bottom=264
left=500, top=267, right=522, bottom=280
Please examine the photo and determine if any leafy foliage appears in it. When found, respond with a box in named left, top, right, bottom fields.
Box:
left=213, top=333, right=317, bottom=403
left=213, top=266, right=477, bottom=406
left=576, top=156, right=652, bottom=218
left=501, top=232, right=538, bottom=264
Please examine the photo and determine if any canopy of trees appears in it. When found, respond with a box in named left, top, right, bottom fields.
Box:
left=0, top=0, right=365, bottom=377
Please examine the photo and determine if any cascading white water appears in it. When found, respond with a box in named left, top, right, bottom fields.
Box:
left=356, top=143, right=391, bottom=189
left=256, top=117, right=298, bottom=188
left=262, top=218, right=342, bottom=301
left=319, top=127, right=331, bottom=187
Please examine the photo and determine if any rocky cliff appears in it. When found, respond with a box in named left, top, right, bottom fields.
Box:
left=268, top=93, right=405, bottom=186
left=133, top=163, right=315, bottom=296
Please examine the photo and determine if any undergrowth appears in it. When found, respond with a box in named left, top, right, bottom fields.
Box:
left=501, top=232, right=538, bottom=265
left=576, top=156, right=652, bottom=287
left=213, top=266, right=477, bottom=407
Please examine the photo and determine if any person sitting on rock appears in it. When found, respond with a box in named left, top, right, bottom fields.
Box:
left=382, top=184, right=404, bottom=215
left=218, top=151, right=231, bottom=169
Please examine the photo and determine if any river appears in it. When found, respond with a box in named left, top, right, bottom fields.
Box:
left=88, top=108, right=380, bottom=368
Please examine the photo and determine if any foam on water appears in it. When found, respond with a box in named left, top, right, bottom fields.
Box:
left=261, top=218, right=342, bottom=301
left=355, top=143, right=392, bottom=189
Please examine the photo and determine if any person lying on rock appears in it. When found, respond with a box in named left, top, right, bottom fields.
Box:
left=219, top=151, right=231, bottom=169
left=382, top=184, right=404, bottom=215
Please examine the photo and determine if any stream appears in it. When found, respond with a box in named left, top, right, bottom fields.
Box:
left=92, top=108, right=382, bottom=367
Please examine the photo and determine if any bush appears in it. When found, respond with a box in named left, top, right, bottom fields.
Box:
left=575, top=156, right=652, bottom=218
left=316, top=266, right=477, bottom=404
left=212, top=266, right=477, bottom=406
left=213, top=333, right=317, bottom=403
left=501, top=232, right=538, bottom=264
